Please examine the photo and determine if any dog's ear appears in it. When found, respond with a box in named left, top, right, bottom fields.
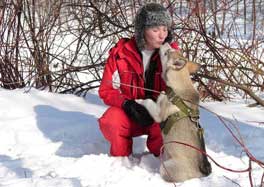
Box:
left=186, top=61, right=201, bottom=74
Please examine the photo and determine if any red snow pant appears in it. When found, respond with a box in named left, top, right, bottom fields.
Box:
left=98, top=106, right=163, bottom=156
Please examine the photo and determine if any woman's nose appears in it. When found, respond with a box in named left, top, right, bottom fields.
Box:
left=159, top=31, right=167, bottom=40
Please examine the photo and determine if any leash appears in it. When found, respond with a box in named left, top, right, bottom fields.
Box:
left=109, top=80, right=264, bottom=186
left=160, top=141, right=251, bottom=173
left=159, top=140, right=252, bottom=186
left=108, top=80, right=163, bottom=95
left=110, top=79, right=205, bottom=137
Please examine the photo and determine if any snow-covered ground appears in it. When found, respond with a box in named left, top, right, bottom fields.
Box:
left=0, top=88, right=263, bottom=187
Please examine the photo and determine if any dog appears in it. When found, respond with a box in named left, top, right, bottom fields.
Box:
left=137, top=43, right=211, bottom=182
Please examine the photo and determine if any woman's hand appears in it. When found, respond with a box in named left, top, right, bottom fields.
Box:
left=122, top=100, right=154, bottom=126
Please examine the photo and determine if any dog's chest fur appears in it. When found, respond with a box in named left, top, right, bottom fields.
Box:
left=166, top=68, right=199, bottom=109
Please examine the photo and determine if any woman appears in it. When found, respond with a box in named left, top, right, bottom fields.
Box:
left=98, top=3, right=179, bottom=157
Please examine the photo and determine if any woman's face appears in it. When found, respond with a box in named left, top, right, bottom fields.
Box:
left=144, top=26, right=168, bottom=50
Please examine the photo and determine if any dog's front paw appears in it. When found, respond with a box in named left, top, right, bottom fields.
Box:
left=135, top=99, right=144, bottom=105
left=136, top=98, right=162, bottom=123
left=157, top=92, right=167, bottom=103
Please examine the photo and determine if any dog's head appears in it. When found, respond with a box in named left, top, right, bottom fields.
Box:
left=159, top=43, right=200, bottom=80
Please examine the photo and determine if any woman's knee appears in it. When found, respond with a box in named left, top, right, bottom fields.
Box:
left=98, top=107, right=134, bottom=156
left=99, top=107, right=128, bottom=125
left=98, top=106, right=131, bottom=140
left=146, top=123, right=163, bottom=156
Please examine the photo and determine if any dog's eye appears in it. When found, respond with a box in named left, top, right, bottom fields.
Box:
left=165, top=50, right=169, bottom=56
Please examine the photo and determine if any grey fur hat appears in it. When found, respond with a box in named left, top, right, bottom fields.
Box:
left=134, top=3, right=173, bottom=50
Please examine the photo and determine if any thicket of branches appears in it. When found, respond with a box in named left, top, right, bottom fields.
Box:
left=0, top=0, right=263, bottom=106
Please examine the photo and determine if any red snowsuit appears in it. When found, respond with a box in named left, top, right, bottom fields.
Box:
left=98, top=37, right=179, bottom=156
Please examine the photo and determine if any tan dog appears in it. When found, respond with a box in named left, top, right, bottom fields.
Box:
left=137, top=43, right=211, bottom=182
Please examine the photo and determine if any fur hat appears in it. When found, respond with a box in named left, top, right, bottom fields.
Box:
left=134, top=3, right=173, bottom=50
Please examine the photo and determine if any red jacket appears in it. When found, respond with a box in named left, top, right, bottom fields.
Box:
left=99, top=37, right=179, bottom=108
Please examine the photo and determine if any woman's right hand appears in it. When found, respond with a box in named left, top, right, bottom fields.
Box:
left=122, top=100, right=154, bottom=127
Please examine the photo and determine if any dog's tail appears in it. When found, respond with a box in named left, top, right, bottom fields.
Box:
left=198, top=124, right=212, bottom=176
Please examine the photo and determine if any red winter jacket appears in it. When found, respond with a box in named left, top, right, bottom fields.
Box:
left=99, top=37, right=179, bottom=108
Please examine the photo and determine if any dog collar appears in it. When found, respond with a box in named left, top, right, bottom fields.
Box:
left=162, top=87, right=200, bottom=135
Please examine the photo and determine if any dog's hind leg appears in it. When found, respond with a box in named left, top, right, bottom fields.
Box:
left=198, top=131, right=212, bottom=175
left=160, top=159, right=191, bottom=182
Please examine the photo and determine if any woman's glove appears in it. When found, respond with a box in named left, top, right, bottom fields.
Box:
left=122, top=100, right=154, bottom=127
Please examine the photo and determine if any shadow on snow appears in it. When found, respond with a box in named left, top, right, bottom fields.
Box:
left=34, top=105, right=108, bottom=158
left=0, top=155, right=33, bottom=178
left=200, top=108, right=264, bottom=161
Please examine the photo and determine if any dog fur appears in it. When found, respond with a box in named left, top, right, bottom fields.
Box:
left=136, top=91, right=179, bottom=123
left=137, top=43, right=211, bottom=182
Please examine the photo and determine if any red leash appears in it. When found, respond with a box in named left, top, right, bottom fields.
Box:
left=108, top=80, right=264, bottom=186
left=159, top=120, right=264, bottom=187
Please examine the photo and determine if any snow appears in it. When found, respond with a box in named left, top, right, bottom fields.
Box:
left=0, top=88, right=263, bottom=187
